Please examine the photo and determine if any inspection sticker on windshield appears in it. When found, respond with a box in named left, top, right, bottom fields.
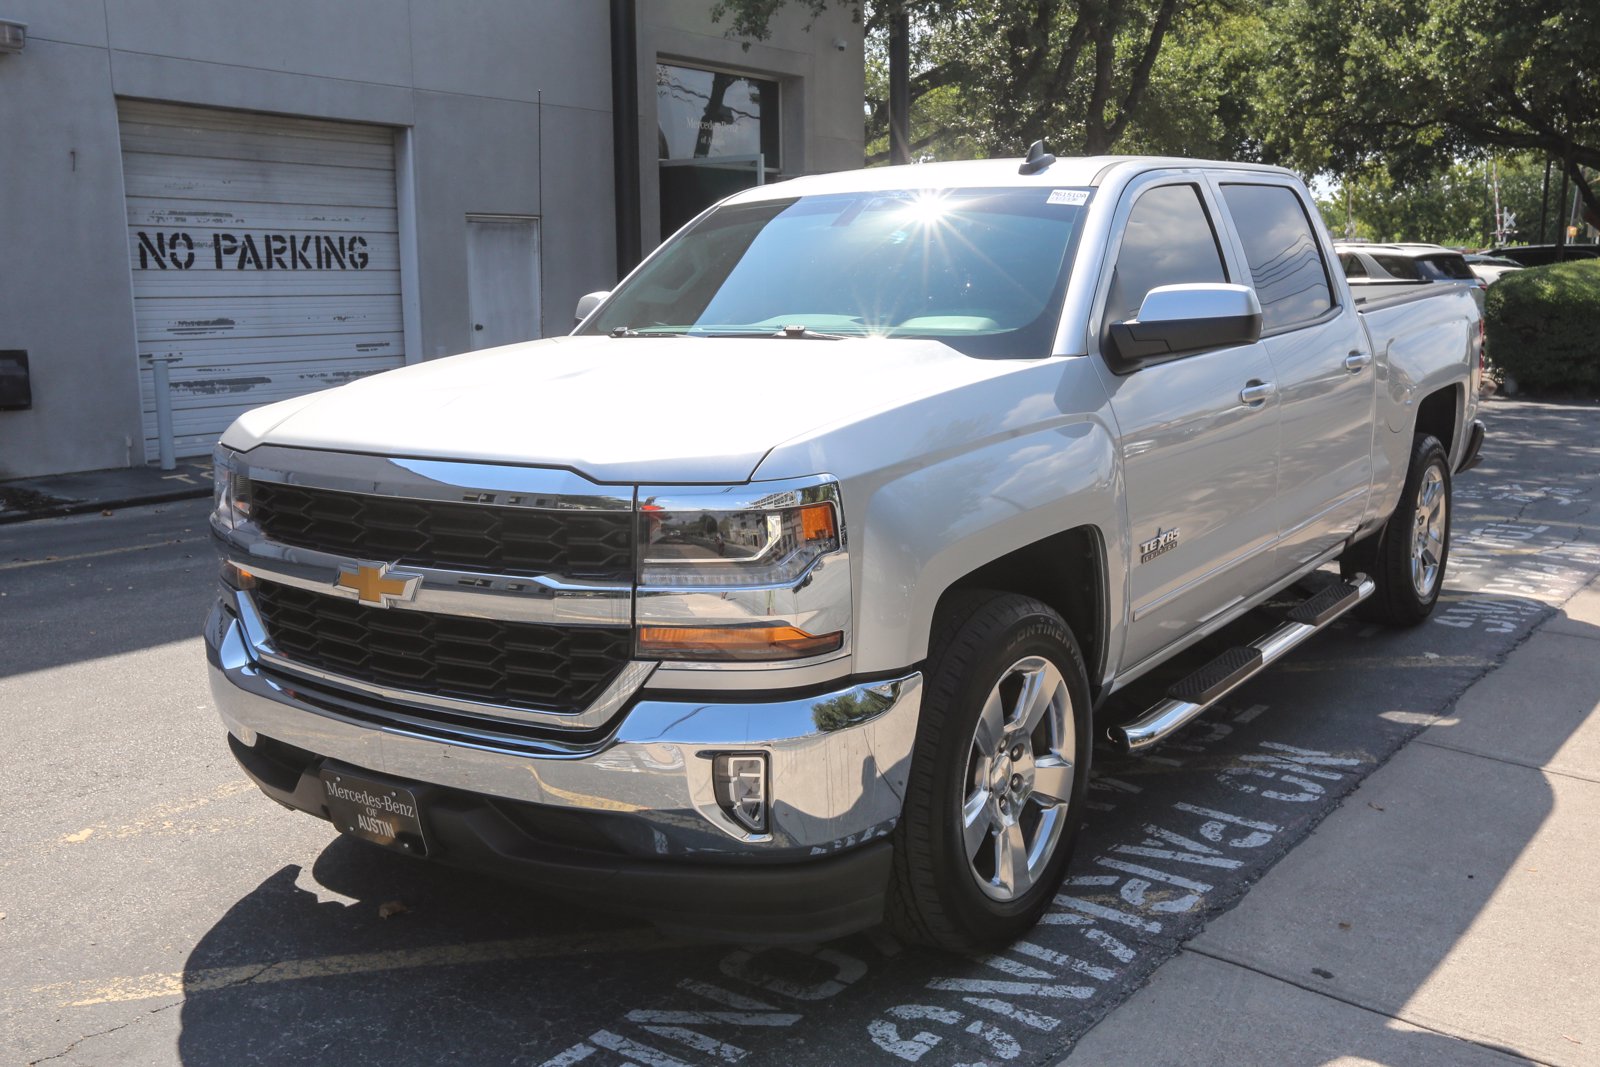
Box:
left=1048, top=188, right=1090, bottom=205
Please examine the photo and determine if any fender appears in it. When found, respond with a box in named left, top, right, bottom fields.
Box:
left=1361, top=286, right=1480, bottom=525
left=757, top=356, right=1126, bottom=677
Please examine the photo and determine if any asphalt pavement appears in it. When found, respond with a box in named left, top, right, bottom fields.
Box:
left=1, top=397, right=1596, bottom=1067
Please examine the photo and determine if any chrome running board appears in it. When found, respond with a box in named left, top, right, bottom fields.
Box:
left=1109, top=574, right=1376, bottom=753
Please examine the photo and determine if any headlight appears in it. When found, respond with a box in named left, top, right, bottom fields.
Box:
left=211, top=446, right=251, bottom=530
left=635, top=479, right=850, bottom=663
left=640, top=498, right=840, bottom=587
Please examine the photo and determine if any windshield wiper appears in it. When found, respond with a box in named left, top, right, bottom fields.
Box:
left=680, top=325, right=851, bottom=340
left=776, top=324, right=850, bottom=340
left=607, top=324, right=850, bottom=340
left=608, top=326, right=687, bottom=337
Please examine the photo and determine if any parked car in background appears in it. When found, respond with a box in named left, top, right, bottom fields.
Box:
left=1335, top=241, right=1486, bottom=310
left=1488, top=244, right=1600, bottom=267
left=1463, top=253, right=1524, bottom=285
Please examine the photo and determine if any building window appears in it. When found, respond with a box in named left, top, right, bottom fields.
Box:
left=657, top=63, right=780, bottom=240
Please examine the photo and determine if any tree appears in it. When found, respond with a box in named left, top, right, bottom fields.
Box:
left=1261, top=0, right=1600, bottom=227
left=1314, top=154, right=1552, bottom=246
left=712, top=0, right=1255, bottom=162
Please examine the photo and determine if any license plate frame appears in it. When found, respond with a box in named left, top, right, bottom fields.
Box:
left=318, top=764, right=429, bottom=857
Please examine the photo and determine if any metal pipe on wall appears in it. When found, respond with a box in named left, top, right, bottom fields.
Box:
left=610, top=0, right=642, bottom=279
left=143, top=354, right=180, bottom=471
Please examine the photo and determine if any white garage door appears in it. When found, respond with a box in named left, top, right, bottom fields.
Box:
left=119, top=101, right=406, bottom=460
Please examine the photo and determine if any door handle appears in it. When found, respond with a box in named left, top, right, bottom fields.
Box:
left=1344, top=350, right=1372, bottom=372
left=1239, top=380, right=1276, bottom=406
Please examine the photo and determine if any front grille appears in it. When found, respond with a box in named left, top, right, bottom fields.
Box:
left=251, top=482, right=634, bottom=579
left=252, top=581, right=632, bottom=712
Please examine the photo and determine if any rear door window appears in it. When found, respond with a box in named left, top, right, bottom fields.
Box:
left=1340, top=253, right=1368, bottom=278
left=1371, top=254, right=1423, bottom=281
left=1418, top=254, right=1475, bottom=280
left=1104, top=183, right=1228, bottom=326
left=1220, top=183, right=1335, bottom=333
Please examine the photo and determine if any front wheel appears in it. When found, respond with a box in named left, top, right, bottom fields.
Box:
left=1342, top=433, right=1452, bottom=626
left=887, top=591, right=1091, bottom=950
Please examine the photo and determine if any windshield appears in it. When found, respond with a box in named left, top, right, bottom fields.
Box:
left=581, top=187, right=1090, bottom=357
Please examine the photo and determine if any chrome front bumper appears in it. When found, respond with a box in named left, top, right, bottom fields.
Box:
left=205, top=598, right=922, bottom=860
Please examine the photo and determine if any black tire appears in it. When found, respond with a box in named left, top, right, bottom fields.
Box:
left=1341, top=433, right=1452, bottom=626
left=887, top=590, right=1092, bottom=951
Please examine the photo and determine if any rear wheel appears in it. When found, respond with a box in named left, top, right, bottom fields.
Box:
left=887, top=591, right=1091, bottom=950
left=1342, top=433, right=1452, bottom=625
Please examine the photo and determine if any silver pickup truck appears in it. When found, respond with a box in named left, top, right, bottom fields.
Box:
left=206, top=151, right=1484, bottom=950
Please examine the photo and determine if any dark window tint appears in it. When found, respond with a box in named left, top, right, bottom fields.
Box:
left=1417, top=254, right=1475, bottom=280
left=1340, top=253, right=1368, bottom=278
left=1221, top=183, right=1334, bottom=331
left=1105, top=184, right=1227, bottom=325
left=1495, top=247, right=1552, bottom=266
left=1371, top=254, right=1422, bottom=281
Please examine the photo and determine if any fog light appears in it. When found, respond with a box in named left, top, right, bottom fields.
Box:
left=713, top=753, right=768, bottom=833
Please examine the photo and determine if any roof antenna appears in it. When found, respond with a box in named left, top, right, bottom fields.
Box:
left=1018, top=140, right=1055, bottom=175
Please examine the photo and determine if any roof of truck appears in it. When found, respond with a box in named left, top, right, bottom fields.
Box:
left=724, top=155, right=1299, bottom=204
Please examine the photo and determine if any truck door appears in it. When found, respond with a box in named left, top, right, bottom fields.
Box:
left=1214, top=180, right=1372, bottom=571
left=1091, top=178, right=1282, bottom=671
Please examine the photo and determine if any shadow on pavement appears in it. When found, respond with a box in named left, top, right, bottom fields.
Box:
left=175, top=835, right=670, bottom=1065
left=1067, top=594, right=1599, bottom=1066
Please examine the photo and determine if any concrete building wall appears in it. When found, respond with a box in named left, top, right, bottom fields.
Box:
left=637, top=0, right=866, bottom=249
left=0, top=1, right=863, bottom=480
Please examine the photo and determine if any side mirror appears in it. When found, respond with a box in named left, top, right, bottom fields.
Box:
left=1104, top=283, right=1263, bottom=374
left=574, top=290, right=610, bottom=327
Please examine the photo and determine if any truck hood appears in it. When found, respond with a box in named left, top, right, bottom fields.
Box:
left=223, top=334, right=1023, bottom=484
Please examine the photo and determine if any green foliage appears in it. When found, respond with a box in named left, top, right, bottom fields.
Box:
left=1315, top=154, right=1555, bottom=246
left=718, top=0, right=1273, bottom=163
left=1485, top=260, right=1600, bottom=393
left=1262, top=0, right=1600, bottom=222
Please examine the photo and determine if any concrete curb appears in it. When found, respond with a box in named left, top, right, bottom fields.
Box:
left=0, top=485, right=212, bottom=526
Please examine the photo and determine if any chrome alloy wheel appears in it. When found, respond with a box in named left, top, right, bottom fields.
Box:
left=961, top=655, right=1076, bottom=902
left=1411, top=463, right=1448, bottom=598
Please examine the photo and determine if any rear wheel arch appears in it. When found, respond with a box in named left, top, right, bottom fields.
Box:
left=1412, top=383, right=1461, bottom=459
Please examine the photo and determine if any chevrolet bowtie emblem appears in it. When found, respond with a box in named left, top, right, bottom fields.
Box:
left=334, top=562, right=423, bottom=608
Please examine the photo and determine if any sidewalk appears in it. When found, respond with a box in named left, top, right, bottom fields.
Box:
left=1065, top=579, right=1600, bottom=1066
left=0, top=458, right=212, bottom=524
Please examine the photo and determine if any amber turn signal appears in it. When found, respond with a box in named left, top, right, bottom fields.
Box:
left=220, top=560, right=257, bottom=590
left=637, top=624, right=843, bottom=661
left=799, top=501, right=838, bottom=543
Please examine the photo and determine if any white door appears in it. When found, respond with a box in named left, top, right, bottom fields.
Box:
left=119, top=101, right=406, bottom=460
left=466, top=216, right=541, bottom=350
